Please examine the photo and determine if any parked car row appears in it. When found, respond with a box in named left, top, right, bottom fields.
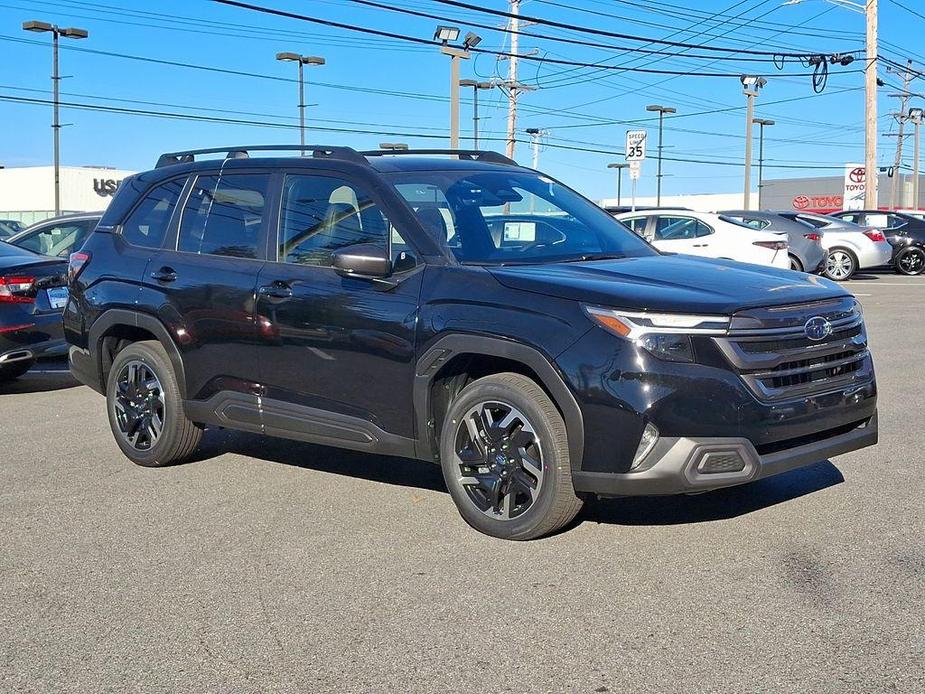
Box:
left=611, top=207, right=916, bottom=280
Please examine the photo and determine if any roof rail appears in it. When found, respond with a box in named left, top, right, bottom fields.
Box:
left=154, top=144, right=367, bottom=169
left=361, top=149, right=518, bottom=167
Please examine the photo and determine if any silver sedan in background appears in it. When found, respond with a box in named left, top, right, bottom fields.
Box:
left=718, top=210, right=825, bottom=273
left=777, top=211, right=893, bottom=280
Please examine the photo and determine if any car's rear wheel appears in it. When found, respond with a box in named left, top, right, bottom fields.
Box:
left=106, top=340, right=202, bottom=467
left=822, top=248, right=857, bottom=281
left=895, top=246, right=925, bottom=275
left=0, top=358, right=35, bottom=382
left=789, top=254, right=804, bottom=272
left=439, top=372, right=583, bottom=540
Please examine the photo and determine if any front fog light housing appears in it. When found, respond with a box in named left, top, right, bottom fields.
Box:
left=631, top=423, right=659, bottom=471
left=639, top=333, right=694, bottom=363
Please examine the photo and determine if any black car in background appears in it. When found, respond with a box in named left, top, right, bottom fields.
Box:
left=65, top=145, right=877, bottom=540
left=7, top=212, right=102, bottom=258
left=0, top=241, right=69, bottom=381
left=828, top=209, right=925, bottom=275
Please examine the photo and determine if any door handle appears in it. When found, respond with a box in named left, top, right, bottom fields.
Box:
left=692, top=243, right=708, bottom=247
left=258, top=282, right=293, bottom=299
left=150, top=267, right=177, bottom=282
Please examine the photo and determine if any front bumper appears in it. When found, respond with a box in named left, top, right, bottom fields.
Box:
left=572, top=412, right=877, bottom=496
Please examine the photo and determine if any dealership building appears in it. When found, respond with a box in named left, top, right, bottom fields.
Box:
left=601, top=170, right=923, bottom=213
left=0, top=165, right=136, bottom=227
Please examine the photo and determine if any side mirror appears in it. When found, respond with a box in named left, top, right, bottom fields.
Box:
left=332, top=243, right=392, bottom=279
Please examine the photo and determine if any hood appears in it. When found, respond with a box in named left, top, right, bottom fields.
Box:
left=488, top=254, right=848, bottom=315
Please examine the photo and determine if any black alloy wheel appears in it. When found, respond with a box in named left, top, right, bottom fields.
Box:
left=896, top=246, right=925, bottom=275
left=113, top=360, right=166, bottom=451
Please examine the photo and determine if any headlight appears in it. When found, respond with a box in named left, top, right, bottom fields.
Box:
left=583, top=305, right=729, bottom=363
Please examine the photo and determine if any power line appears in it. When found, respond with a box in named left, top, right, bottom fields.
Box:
left=208, top=0, right=850, bottom=77
left=427, top=0, right=859, bottom=56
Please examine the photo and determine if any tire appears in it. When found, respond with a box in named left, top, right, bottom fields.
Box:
left=789, top=254, right=804, bottom=272
left=822, top=247, right=857, bottom=281
left=439, top=372, right=583, bottom=540
left=895, top=246, right=925, bottom=275
left=0, top=358, right=35, bottom=382
left=106, top=340, right=202, bottom=467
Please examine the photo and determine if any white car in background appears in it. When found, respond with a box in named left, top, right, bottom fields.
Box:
left=613, top=209, right=789, bottom=268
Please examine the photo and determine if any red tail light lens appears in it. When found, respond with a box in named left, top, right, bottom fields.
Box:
left=68, top=251, right=90, bottom=284
left=753, top=240, right=788, bottom=251
left=863, top=230, right=886, bottom=242
left=803, top=232, right=822, bottom=242
left=0, top=275, right=36, bottom=303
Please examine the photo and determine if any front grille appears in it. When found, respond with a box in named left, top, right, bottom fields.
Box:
left=712, top=297, right=872, bottom=401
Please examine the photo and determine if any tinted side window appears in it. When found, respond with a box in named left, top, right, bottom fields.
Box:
left=279, top=174, right=391, bottom=266
left=15, top=220, right=94, bottom=257
left=654, top=216, right=697, bottom=240
left=122, top=179, right=185, bottom=248
left=695, top=220, right=714, bottom=237
left=178, top=174, right=266, bottom=259
left=620, top=216, right=647, bottom=235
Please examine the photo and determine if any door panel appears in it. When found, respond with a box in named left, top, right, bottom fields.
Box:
left=139, top=171, right=270, bottom=401
left=254, top=170, right=423, bottom=439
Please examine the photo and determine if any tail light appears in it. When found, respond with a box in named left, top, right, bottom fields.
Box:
left=863, top=230, right=886, bottom=243
left=803, top=232, right=822, bottom=242
left=0, top=275, right=36, bottom=303
left=753, top=240, right=788, bottom=251
left=68, top=251, right=90, bottom=284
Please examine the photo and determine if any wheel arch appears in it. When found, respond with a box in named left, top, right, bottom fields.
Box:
left=413, top=334, right=584, bottom=469
left=88, top=309, right=188, bottom=399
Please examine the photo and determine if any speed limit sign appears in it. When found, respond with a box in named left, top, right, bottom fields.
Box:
left=625, top=130, right=647, bottom=161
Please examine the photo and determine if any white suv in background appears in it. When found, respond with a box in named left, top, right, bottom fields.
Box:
left=614, top=209, right=790, bottom=268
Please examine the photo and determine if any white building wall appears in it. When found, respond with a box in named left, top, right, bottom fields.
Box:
left=0, top=166, right=136, bottom=225
left=600, top=192, right=757, bottom=212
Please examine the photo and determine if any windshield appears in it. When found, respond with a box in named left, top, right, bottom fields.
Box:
left=386, top=170, right=656, bottom=264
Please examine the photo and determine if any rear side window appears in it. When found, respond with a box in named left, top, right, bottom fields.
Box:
left=121, top=178, right=185, bottom=248
left=620, top=216, right=648, bottom=236
left=15, top=219, right=96, bottom=257
left=178, top=174, right=267, bottom=259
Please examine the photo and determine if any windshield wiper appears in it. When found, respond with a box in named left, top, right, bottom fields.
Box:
left=557, top=253, right=626, bottom=263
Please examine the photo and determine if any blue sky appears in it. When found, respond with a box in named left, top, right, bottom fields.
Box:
left=1, top=0, right=922, bottom=201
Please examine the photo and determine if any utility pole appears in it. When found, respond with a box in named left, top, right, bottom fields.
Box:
left=506, top=0, right=520, bottom=160
left=865, top=0, right=878, bottom=208
left=911, top=108, right=924, bottom=207
left=887, top=60, right=914, bottom=207
left=607, top=163, right=628, bottom=207
left=753, top=118, right=775, bottom=209
left=23, top=20, right=88, bottom=217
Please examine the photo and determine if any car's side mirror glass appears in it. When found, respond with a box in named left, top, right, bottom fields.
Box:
left=332, top=243, right=392, bottom=279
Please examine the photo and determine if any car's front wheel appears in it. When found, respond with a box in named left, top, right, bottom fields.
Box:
left=106, top=340, right=202, bottom=467
left=895, top=246, right=925, bottom=275
left=439, top=373, right=583, bottom=540
left=822, top=248, right=857, bottom=281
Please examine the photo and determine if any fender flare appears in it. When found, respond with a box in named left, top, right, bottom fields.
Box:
left=413, top=334, right=584, bottom=469
left=87, top=308, right=188, bottom=399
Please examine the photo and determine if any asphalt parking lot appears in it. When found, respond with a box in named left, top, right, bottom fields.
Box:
left=1, top=272, right=923, bottom=694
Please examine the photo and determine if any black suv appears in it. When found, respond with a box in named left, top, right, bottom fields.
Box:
left=65, top=146, right=878, bottom=540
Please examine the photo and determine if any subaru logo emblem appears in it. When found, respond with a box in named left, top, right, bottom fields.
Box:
left=804, top=316, right=833, bottom=341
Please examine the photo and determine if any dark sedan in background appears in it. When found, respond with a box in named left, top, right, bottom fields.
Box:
left=0, top=241, right=69, bottom=382
left=0, top=219, right=24, bottom=240
left=829, top=209, right=925, bottom=275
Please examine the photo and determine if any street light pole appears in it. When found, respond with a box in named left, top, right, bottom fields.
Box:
left=740, top=76, right=767, bottom=210
left=459, top=80, right=494, bottom=149
left=607, top=163, right=628, bottom=207
left=753, top=118, right=775, bottom=209
left=436, top=27, right=481, bottom=149
left=646, top=104, right=676, bottom=206
left=23, top=20, right=88, bottom=216
left=276, top=52, right=325, bottom=153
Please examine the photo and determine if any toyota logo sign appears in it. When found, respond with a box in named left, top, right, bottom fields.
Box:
left=804, top=316, right=833, bottom=341
left=849, top=167, right=865, bottom=183
left=792, top=195, right=811, bottom=209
